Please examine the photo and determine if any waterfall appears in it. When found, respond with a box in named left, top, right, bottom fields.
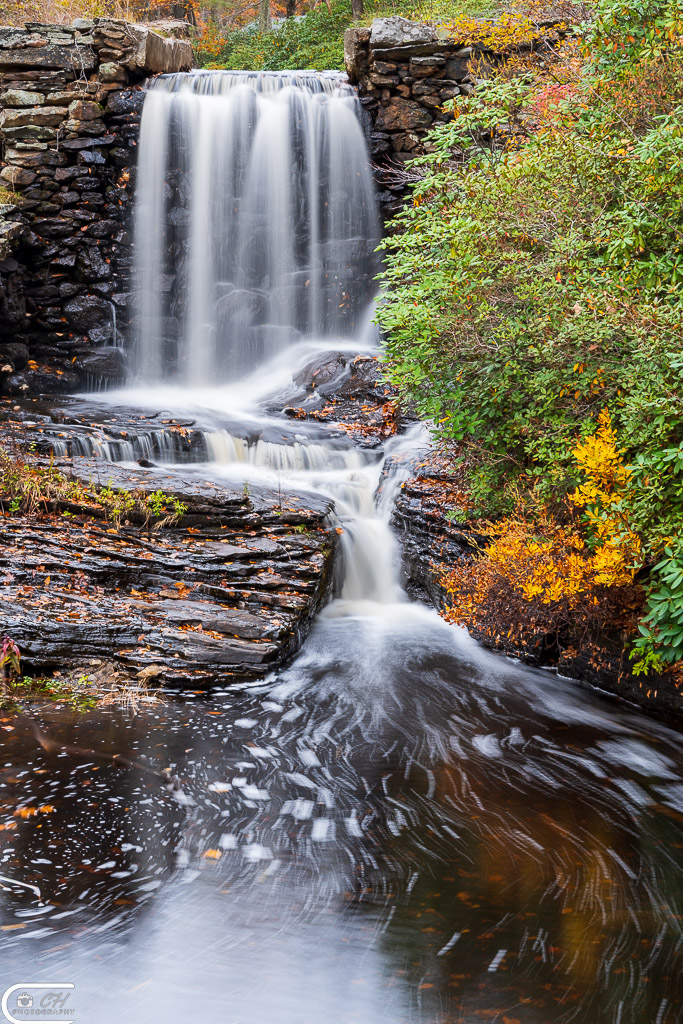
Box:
left=133, top=71, right=380, bottom=385
left=124, top=68, right=418, bottom=610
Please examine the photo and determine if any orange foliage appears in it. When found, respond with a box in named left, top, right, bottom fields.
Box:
left=439, top=411, right=643, bottom=651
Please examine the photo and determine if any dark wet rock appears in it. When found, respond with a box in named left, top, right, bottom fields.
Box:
left=0, top=452, right=338, bottom=688
left=105, top=89, right=144, bottom=115
left=0, top=342, right=29, bottom=371
left=5, top=364, right=80, bottom=395
left=72, top=347, right=126, bottom=383
left=277, top=354, right=406, bottom=448
left=63, top=293, right=112, bottom=329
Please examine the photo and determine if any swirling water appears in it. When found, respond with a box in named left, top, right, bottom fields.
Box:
left=1, top=603, right=682, bottom=1023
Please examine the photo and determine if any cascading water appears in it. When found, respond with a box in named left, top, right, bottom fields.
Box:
left=134, top=71, right=380, bottom=385
left=128, top=67, right=408, bottom=604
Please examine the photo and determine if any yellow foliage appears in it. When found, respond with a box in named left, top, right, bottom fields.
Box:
left=441, top=410, right=642, bottom=637
left=447, top=512, right=594, bottom=612
left=570, top=408, right=642, bottom=586
left=445, top=10, right=554, bottom=51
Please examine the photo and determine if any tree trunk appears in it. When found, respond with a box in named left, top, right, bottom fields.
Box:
left=259, top=0, right=272, bottom=33
left=351, top=0, right=363, bottom=19
left=285, top=0, right=296, bottom=18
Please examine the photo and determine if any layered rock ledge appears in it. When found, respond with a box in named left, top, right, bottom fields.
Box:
left=1, top=454, right=337, bottom=688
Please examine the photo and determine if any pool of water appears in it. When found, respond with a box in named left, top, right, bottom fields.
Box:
left=1, top=600, right=681, bottom=1024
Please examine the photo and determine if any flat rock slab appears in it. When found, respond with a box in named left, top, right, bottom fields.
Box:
left=1, top=466, right=337, bottom=688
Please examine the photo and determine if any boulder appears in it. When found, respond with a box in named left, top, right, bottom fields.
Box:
left=369, top=17, right=436, bottom=50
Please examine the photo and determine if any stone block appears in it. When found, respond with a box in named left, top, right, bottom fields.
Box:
left=0, top=106, right=68, bottom=128
left=374, top=97, right=432, bottom=131
left=122, top=24, right=193, bottom=74
left=0, top=165, right=36, bottom=186
left=45, top=90, right=89, bottom=106
left=64, top=117, right=107, bottom=134
left=343, top=26, right=370, bottom=81
left=410, top=62, right=445, bottom=78
left=68, top=99, right=103, bottom=120
left=64, top=292, right=112, bottom=328
left=411, top=55, right=446, bottom=65
left=370, top=42, right=446, bottom=62
left=2, top=126, right=58, bottom=142
left=99, top=61, right=128, bottom=83
left=372, top=60, right=397, bottom=73
left=105, top=90, right=144, bottom=115
left=444, top=54, right=472, bottom=79
left=0, top=43, right=96, bottom=73
left=412, top=80, right=440, bottom=96
left=1, top=89, right=46, bottom=107
left=369, top=17, right=436, bottom=49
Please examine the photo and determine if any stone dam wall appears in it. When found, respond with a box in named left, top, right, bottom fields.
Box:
left=0, top=16, right=568, bottom=395
left=0, top=19, right=191, bottom=396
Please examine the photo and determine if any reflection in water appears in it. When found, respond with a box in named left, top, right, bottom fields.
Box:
left=1, top=604, right=681, bottom=1023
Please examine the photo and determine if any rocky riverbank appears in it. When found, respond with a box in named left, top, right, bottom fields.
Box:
left=0, top=351, right=403, bottom=689
left=391, top=457, right=683, bottom=720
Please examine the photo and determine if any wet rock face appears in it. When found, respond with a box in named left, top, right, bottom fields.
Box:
left=0, top=19, right=192, bottom=396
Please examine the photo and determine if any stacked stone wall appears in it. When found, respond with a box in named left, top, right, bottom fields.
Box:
left=345, top=16, right=567, bottom=213
left=0, top=19, right=191, bottom=396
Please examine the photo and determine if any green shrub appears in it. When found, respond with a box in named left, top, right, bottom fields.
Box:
left=376, top=0, right=683, bottom=668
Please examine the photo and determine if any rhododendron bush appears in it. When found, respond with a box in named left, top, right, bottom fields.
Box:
left=377, top=0, right=683, bottom=674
